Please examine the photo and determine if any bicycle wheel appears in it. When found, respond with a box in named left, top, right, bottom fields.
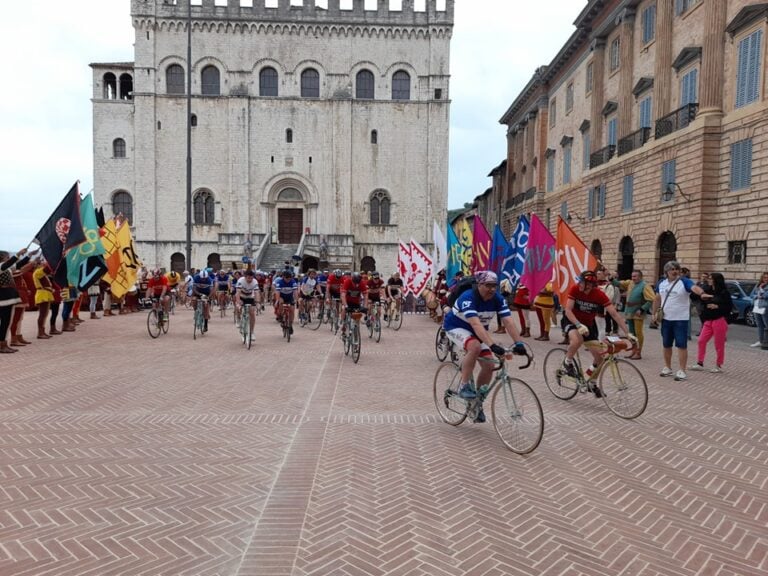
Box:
left=490, top=377, right=544, bottom=455
left=193, top=310, right=199, bottom=340
left=367, top=314, right=374, bottom=339
left=433, top=362, right=468, bottom=426
left=435, top=326, right=450, bottom=361
left=352, top=324, right=361, bottom=363
left=373, top=317, right=381, bottom=343
left=299, top=308, right=307, bottom=327
left=392, top=303, right=403, bottom=330
left=543, top=348, right=579, bottom=400
left=599, top=359, right=648, bottom=419
left=246, top=316, right=253, bottom=350
left=310, top=301, right=323, bottom=330
left=147, top=310, right=160, bottom=339
left=161, top=312, right=169, bottom=334
left=343, top=324, right=351, bottom=355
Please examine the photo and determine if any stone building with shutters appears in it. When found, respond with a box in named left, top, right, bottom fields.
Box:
left=483, top=0, right=767, bottom=283
left=91, top=0, right=452, bottom=273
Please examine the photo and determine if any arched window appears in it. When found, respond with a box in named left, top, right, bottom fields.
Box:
left=392, top=70, right=410, bottom=100
left=301, top=68, right=320, bottom=98
left=193, top=190, right=215, bottom=224
left=103, top=73, right=117, bottom=99
left=356, top=69, right=375, bottom=99
left=286, top=128, right=293, bottom=143
left=369, top=190, right=391, bottom=225
left=112, top=191, right=133, bottom=225
left=259, top=67, right=278, bottom=96
left=360, top=256, right=376, bottom=272
left=371, top=129, right=378, bottom=144
left=113, top=138, right=126, bottom=158
left=590, top=239, right=603, bottom=260
left=201, top=65, right=220, bottom=96
left=166, top=64, right=185, bottom=95
left=191, top=114, right=197, bottom=127
left=119, top=73, right=133, bottom=100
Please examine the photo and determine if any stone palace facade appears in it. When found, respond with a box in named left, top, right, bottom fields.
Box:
left=91, top=0, right=453, bottom=272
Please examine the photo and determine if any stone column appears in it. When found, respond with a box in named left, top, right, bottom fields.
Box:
left=699, top=0, right=728, bottom=115
left=590, top=38, right=607, bottom=149
left=654, top=0, right=674, bottom=120
left=618, top=8, right=636, bottom=138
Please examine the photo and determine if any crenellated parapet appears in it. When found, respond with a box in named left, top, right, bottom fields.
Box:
left=131, top=0, right=453, bottom=28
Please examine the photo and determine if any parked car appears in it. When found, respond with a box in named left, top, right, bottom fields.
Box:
left=725, top=280, right=756, bottom=326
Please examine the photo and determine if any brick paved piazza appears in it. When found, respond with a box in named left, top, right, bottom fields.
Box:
left=2, top=309, right=767, bottom=576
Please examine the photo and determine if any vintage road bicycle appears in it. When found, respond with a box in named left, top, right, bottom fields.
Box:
left=542, top=337, right=648, bottom=419
left=341, top=307, right=365, bottom=364
left=367, top=301, right=382, bottom=343
left=146, top=297, right=169, bottom=339
left=433, top=343, right=543, bottom=454
left=239, top=303, right=254, bottom=350
left=192, top=296, right=209, bottom=340
left=386, top=297, right=403, bottom=330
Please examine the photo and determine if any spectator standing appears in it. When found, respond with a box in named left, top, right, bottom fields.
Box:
left=0, top=248, right=33, bottom=353
left=652, top=261, right=711, bottom=381
left=533, top=282, right=555, bottom=341
left=619, top=269, right=655, bottom=360
left=690, top=273, right=733, bottom=373
left=10, top=256, right=36, bottom=347
left=751, top=272, right=768, bottom=348
left=33, top=261, right=55, bottom=338
left=512, top=282, right=531, bottom=337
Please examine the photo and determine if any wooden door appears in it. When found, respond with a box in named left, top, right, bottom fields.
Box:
left=278, top=209, right=303, bottom=244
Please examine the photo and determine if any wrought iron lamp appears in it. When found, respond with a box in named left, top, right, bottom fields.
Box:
left=663, top=182, right=692, bottom=203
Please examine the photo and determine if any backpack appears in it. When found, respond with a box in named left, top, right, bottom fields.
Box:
left=447, top=276, right=478, bottom=308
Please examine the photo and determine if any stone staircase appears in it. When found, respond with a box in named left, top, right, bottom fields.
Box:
left=259, top=243, right=298, bottom=272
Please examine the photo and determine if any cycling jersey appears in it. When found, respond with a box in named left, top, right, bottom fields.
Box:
left=387, top=278, right=404, bottom=296
left=274, top=277, right=298, bottom=304
left=192, top=274, right=213, bottom=296
left=300, top=276, right=318, bottom=296
left=236, top=277, right=260, bottom=301
left=341, top=278, right=368, bottom=306
left=327, top=274, right=343, bottom=297
left=367, top=278, right=384, bottom=301
left=147, top=276, right=169, bottom=296
left=566, top=284, right=611, bottom=326
left=444, top=289, right=511, bottom=333
left=215, top=273, right=230, bottom=291
left=164, top=272, right=180, bottom=288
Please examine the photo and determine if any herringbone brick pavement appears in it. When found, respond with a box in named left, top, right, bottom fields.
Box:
left=1, top=309, right=766, bottom=575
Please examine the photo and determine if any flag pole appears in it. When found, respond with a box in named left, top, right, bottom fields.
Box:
left=185, top=1, right=193, bottom=270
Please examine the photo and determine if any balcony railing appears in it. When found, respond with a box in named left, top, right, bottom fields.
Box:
left=589, top=145, right=616, bottom=169
left=505, top=187, right=537, bottom=209
left=617, top=127, right=651, bottom=156
left=655, top=103, right=699, bottom=140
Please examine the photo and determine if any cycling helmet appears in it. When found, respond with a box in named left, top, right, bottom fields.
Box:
left=343, top=270, right=351, bottom=277
left=372, top=271, right=380, bottom=278
left=333, top=268, right=342, bottom=276
left=578, top=270, right=598, bottom=283
left=199, top=270, right=209, bottom=280
left=153, top=268, right=162, bottom=277
left=169, top=271, right=178, bottom=279
left=351, top=272, right=362, bottom=283
left=282, top=269, right=293, bottom=278
left=183, top=270, right=189, bottom=276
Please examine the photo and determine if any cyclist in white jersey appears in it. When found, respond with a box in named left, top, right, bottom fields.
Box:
left=236, top=269, right=260, bottom=337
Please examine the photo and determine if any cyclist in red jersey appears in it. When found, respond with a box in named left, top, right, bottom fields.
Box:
left=326, top=268, right=344, bottom=309
left=366, top=271, right=384, bottom=323
left=145, top=268, right=170, bottom=317
left=340, top=272, right=368, bottom=335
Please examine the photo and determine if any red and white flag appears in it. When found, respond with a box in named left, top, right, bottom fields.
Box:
left=397, top=239, right=412, bottom=295
left=408, top=238, right=433, bottom=296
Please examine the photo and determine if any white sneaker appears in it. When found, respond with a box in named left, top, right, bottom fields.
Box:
left=674, top=370, right=687, bottom=381
left=689, top=363, right=706, bottom=371
left=660, top=367, right=674, bottom=377
left=750, top=341, right=762, bottom=348
left=710, top=366, right=723, bottom=373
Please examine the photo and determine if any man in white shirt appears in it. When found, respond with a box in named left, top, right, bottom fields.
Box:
left=652, top=260, right=711, bottom=381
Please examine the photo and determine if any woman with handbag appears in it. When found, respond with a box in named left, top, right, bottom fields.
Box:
left=752, top=271, right=768, bottom=347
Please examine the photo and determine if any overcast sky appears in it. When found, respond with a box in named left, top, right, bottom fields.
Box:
left=0, top=0, right=583, bottom=250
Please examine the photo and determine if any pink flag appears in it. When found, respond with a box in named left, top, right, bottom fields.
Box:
left=397, top=239, right=412, bottom=295
left=471, top=215, right=492, bottom=273
left=521, top=213, right=556, bottom=297
left=408, top=239, right=433, bottom=295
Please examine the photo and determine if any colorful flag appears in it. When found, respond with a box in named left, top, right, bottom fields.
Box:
left=101, top=218, right=122, bottom=282
left=108, top=222, right=143, bottom=299
left=501, top=214, right=529, bottom=289
left=446, top=223, right=463, bottom=283
left=458, top=218, right=473, bottom=275
left=554, top=216, right=598, bottom=302
left=471, top=216, right=492, bottom=272
left=66, top=194, right=107, bottom=290
left=397, top=239, right=412, bottom=295
left=432, top=221, right=447, bottom=276
left=34, top=182, right=87, bottom=275
left=490, top=224, right=510, bottom=276
left=408, top=239, right=433, bottom=295
left=521, top=213, right=556, bottom=297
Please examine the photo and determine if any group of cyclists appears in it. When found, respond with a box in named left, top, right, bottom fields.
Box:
left=142, top=265, right=408, bottom=340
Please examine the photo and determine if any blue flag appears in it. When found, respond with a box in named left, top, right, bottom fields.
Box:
left=446, top=223, right=463, bottom=284
left=501, top=215, right=529, bottom=289
left=490, top=224, right=510, bottom=276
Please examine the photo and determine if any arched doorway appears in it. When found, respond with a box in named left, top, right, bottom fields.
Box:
left=170, top=252, right=185, bottom=273
left=657, top=232, right=677, bottom=280
left=207, top=252, right=222, bottom=271
left=360, top=256, right=376, bottom=273
left=276, top=187, right=304, bottom=244
left=302, top=255, right=319, bottom=273
left=617, top=237, right=634, bottom=280
left=590, top=239, right=603, bottom=263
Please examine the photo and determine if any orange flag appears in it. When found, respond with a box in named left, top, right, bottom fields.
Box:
left=554, top=217, right=598, bottom=302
